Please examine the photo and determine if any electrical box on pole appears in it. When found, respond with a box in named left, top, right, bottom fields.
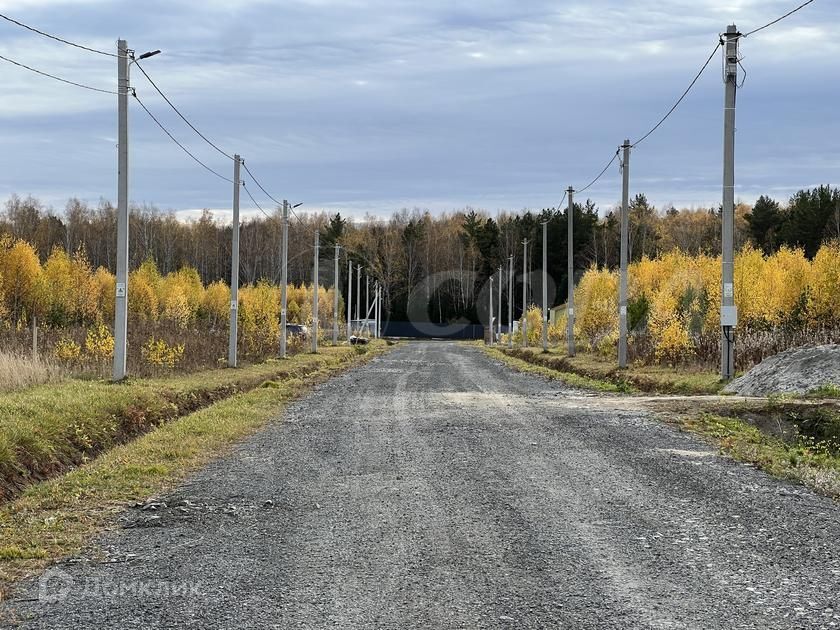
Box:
left=720, top=24, right=739, bottom=380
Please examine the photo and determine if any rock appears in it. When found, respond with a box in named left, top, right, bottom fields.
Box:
left=141, top=501, right=167, bottom=512
left=262, top=500, right=275, bottom=508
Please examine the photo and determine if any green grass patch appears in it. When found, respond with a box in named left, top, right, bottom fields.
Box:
left=0, top=344, right=385, bottom=503
left=805, top=384, right=840, bottom=400
left=678, top=413, right=840, bottom=500
left=0, top=342, right=388, bottom=594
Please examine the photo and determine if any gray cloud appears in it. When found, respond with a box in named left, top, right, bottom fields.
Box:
left=0, top=0, right=835, bottom=219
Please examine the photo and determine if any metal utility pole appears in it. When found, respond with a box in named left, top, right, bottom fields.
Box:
left=280, top=200, right=289, bottom=358
left=312, top=231, right=319, bottom=353
left=567, top=187, right=575, bottom=357
left=522, top=239, right=529, bottom=348
left=228, top=155, right=241, bottom=367
left=489, top=275, right=494, bottom=346
left=333, top=245, right=340, bottom=345
left=507, top=255, right=513, bottom=348
left=541, top=221, right=548, bottom=353
left=346, top=260, right=353, bottom=340
left=112, top=39, right=130, bottom=381
left=721, top=24, right=739, bottom=380
left=619, top=140, right=631, bottom=368
left=497, top=265, right=502, bottom=344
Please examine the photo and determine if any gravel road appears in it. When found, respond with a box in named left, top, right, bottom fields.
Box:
left=5, top=341, right=840, bottom=629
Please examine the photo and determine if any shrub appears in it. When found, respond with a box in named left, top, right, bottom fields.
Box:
left=141, top=337, right=185, bottom=369
left=54, top=338, right=82, bottom=362
left=84, top=323, right=115, bottom=362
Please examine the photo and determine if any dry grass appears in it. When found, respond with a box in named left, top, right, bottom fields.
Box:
left=0, top=340, right=391, bottom=596
left=0, top=344, right=386, bottom=504
left=0, top=350, right=64, bottom=393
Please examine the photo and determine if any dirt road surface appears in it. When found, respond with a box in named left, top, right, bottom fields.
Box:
left=4, top=341, right=840, bottom=629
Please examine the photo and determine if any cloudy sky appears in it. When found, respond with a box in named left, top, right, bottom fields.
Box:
left=0, top=0, right=835, bottom=222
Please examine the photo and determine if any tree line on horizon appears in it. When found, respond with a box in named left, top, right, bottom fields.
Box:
left=1, top=185, right=837, bottom=326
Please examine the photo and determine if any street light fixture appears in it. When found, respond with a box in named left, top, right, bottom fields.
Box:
left=137, top=50, right=161, bottom=60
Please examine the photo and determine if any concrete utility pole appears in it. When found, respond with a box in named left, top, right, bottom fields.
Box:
left=365, top=275, right=370, bottom=335
left=346, top=260, right=353, bottom=340
left=312, top=231, right=319, bottom=353
left=374, top=283, right=379, bottom=339
left=497, top=265, right=502, bottom=343
left=489, top=275, right=494, bottom=345
left=356, top=265, right=362, bottom=323
left=522, top=239, right=529, bottom=348
left=721, top=24, right=739, bottom=380
left=112, top=39, right=130, bottom=381
left=333, top=245, right=340, bottom=345
left=228, top=155, right=241, bottom=367
left=567, top=187, right=575, bottom=357
left=280, top=200, right=289, bottom=358
left=508, top=255, right=513, bottom=348
left=542, top=221, right=548, bottom=353
left=619, top=140, right=631, bottom=368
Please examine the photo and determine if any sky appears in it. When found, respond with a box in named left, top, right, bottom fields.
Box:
left=0, top=0, right=836, bottom=223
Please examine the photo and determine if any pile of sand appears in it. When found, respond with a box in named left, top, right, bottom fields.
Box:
left=724, top=344, right=840, bottom=396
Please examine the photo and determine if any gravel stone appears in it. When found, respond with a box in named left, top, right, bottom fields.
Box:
left=4, top=341, right=840, bottom=629
left=725, top=344, right=840, bottom=396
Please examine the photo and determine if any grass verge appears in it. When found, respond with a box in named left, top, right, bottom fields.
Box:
left=0, top=342, right=388, bottom=595
left=0, top=344, right=383, bottom=502
left=674, top=412, right=840, bottom=500
left=488, top=345, right=723, bottom=395
left=480, top=344, right=630, bottom=393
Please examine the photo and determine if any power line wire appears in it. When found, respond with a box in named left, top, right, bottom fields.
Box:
left=241, top=161, right=317, bottom=236
left=0, top=12, right=118, bottom=57
left=241, top=162, right=283, bottom=207
left=242, top=182, right=273, bottom=220
left=134, top=60, right=234, bottom=161
left=743, top=0, right=816, bottom=37
left=133, top=92, right=233, bottom=184
left=0, top=52, right=117, bottom=93
left=631, top=41, right=722, bottom=148
left=576, top=149, right=620, bottom=194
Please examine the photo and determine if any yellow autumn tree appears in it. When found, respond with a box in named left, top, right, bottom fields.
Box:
left=239, top=281, right=279, bottom=354
left=574, top=266, right=618, bottom=352
left=0, top=238, right=43, bottom=324
left=808, top=240, right=840, bottom=323
left=129, top=260, right=161, bottom=323
left=202, top=280, right=230, bottom=329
